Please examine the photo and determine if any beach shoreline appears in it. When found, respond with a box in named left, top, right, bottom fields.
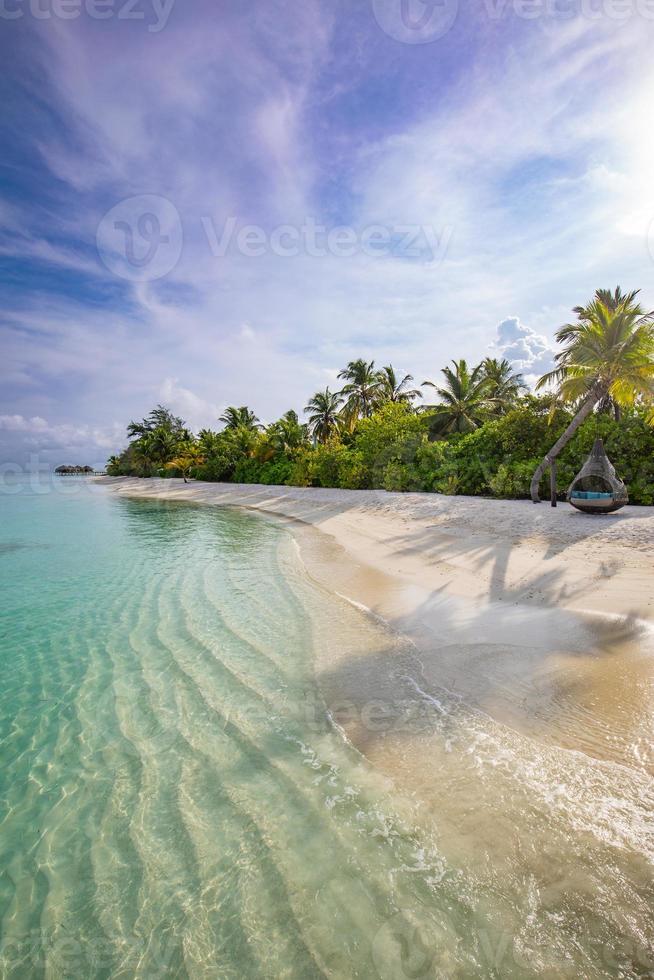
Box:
left=97, top=477, right=654, bottom=778
left=97, top=475, right=654, bottom=614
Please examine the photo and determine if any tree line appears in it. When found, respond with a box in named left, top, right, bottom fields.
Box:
left=107, top=287, right=654, bottom=503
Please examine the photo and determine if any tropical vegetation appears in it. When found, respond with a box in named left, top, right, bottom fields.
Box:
left=530, top=287, right=654, bottom=501
left=106, top=288, right=654, bottom=505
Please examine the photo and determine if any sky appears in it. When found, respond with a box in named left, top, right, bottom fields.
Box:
left=1, top=0, right=654, bottom=468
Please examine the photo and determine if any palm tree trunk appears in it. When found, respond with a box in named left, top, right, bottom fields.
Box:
left=550, top=461, right=557, bottom=507
left=530, top=388, right=604, bottom=503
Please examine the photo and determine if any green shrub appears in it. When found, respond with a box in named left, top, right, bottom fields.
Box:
left=488, top=460, right=541, bottom=499
left=354, top=403, right=427, bottom=488
left=196, top=451, right=237, bottom=482
left=413, top=441, right=450, bottom=491
left=304, top=440, right=351, bottom=487
left=337, top=451, right=368, bottom=489
left=286, top=451, right=312, bottom=487
left=259, top=458, right=295, bottom=486
left=181, top=399, right=654, bottom=504
left=381, top=461, right=421, bottom=492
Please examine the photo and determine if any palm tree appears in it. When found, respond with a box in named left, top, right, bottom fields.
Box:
left=480, top=357, right=526, bottom=413
left=530, top=288, right=654, bottom=502
left=578, top=286, right=640, bottom=316
left=132, top=434, right=159, bottom=475
left=377, top=365, right=422, bottom=405
left=165, top=443, right=206, bottom=483
left=576, top=287, right=642, bottom=422
left=219, top=406, right=262, bottom=431
left=305, top=388, right=343, bottom=443
left=338, top=359, right=382, bottom=421
left=422, top=359, right=493, bottom=436
left=226, top=425, right=260, bottom=458
left=146, top=425, right=181, bottom=463
left=197, top=429, right=222, bottom=454
left=268, top=410, right=309, bottom=455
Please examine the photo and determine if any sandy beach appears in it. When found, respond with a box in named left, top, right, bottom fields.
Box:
left=100, top=477, right=654, bottom=777
left=88, top=477, right=654, bottom=971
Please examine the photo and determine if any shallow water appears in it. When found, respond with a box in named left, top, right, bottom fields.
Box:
left=0, top=479, right=652, bottom=978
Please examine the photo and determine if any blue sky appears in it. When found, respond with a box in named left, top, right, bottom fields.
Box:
left=1, top=0, right=654, bottom=467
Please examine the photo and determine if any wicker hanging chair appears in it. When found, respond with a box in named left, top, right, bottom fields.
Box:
left=567, top=438, right=628, bottom=514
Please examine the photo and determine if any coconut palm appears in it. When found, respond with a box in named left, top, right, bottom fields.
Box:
left=147, top=425, right=181, bottom=463
left=305, top=388, right=343, bottom=443
left=577, top=286, right=640, bottom=316
left=480, top=357, right=526, bottom=412
left=422, top=359, right=493, bottom=436
left=226, top=425, right=260, bottom=458
left=338, top=359, right=382, bottom=421
left=267, top=410, right=309, bottom=455
left=131, top=434, right=159, bottom=475
left=530, top=288, right=654, bottom=502
left=576, top=287, right=643, bottom=422
left=219, top=406, right=262, bottom=432
left=377, top=365, right=422, bottom=405
left=197, top=429, right=223, bottom=454
left=165, top=443, right=206, bottom=483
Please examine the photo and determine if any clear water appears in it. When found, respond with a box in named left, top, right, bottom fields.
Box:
left=0, top=478, right=652, bottom=978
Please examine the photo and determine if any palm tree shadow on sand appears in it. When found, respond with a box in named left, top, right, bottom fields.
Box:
left=315, top=515, right=650, bottom=773
left=312, top=524, right=654, bottom=976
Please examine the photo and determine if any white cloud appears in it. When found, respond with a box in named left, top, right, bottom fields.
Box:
left=493, top=316, right=557, bottom=386
left=0, top=415, right=49, bottom=433
left=0, top=414, right=124, bottom=466
left=158, top=379, right=221, bottom=431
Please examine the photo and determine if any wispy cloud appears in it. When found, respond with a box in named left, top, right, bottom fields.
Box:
left=1, top=1, right=654, bottom=464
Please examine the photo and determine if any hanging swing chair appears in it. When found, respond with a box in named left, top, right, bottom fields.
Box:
left=567, top=438, right=628, bottom=514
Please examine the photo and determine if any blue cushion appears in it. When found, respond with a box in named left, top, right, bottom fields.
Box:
left=571, top=491, right=613, bottom=499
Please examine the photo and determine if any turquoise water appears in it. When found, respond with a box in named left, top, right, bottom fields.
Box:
left=0, top=479, right=473, bottom=977
left=0, top=478, right=653, bottom=978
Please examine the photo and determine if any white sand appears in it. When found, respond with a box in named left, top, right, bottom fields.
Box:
left=99, top=476, right=654, bottom=616
left=99, top=477, right=654, bottom=773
